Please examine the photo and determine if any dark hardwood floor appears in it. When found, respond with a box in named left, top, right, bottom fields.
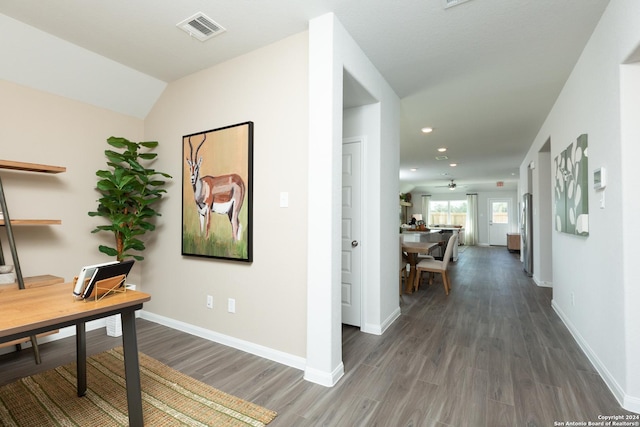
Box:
left=1, top=246, right=635, bottom=426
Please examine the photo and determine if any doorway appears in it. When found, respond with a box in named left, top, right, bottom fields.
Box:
left=488, top=198, right=511, bottom=246
left=536, top=140, right=553, bottom=286
left=341, top=138, right=362, bottom=327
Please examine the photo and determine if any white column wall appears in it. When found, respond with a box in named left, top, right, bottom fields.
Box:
left=306, top=13, right=400, bottom=386
left=620, top=61, right=640, bottom=405
left=306, top=13, right=344, bottom=386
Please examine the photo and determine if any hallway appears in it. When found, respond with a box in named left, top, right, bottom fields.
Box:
left=348, top=245, right=635, bottom=425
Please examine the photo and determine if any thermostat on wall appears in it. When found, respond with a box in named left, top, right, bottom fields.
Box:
left=594, top=167, right=606, bottom=190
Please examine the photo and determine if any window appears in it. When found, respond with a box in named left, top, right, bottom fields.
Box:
left=491, top=201, right=509, bottom=224
left=428, top=200, right=467, bottom=226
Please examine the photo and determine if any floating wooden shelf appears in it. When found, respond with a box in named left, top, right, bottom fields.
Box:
left=0, top=219, right=62, bottom=226
left=0, top=160, right=66, bottom=174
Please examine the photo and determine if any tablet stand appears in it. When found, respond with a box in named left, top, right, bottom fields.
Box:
left=72, top=274, right=127, bottom=302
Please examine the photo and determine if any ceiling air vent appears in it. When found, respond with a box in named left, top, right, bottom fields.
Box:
left=177, top=12, right=226, bottom=42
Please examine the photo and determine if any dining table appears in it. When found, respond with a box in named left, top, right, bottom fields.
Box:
left=401, top=240, right=440, bottom=293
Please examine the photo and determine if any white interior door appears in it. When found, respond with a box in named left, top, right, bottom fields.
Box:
left=488, top=198, right=511, bottom=246
left=341, top=140, right=362, bottom=327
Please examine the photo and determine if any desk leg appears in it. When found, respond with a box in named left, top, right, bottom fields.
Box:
left=76, top=322, right=87, bottom=397
left=121, top=309, right=144, bottom=426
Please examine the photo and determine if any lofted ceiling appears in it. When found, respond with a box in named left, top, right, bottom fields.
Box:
left=0, top=0, right=610, bottom=194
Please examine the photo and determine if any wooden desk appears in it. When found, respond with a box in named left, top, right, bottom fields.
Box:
left=402, top=241, right=438, bottom=293
left=0, top=282, right=151, bottom=426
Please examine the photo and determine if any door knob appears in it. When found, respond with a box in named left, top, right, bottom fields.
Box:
left=351, top=240, right=359, bottom=248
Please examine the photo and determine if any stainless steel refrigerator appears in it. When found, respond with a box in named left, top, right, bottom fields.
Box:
left=521, top=193, right=533, bottom=276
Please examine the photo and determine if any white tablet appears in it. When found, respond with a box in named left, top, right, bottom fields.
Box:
left=82, top=260, right=135, bottom=299
left=73, top=261, right=118, bottom=297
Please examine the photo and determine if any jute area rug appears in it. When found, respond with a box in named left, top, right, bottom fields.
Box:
left=0, top=347, right=277, bottom=426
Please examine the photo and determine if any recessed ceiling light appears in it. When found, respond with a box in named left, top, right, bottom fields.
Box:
left=410, top=168, right=418, bottom=172
left=421, top=127, right=433, bottom=134
left=437, top=147, right=447, bottom=152
left=450, top=163, right=458, bottom=167
left=444, top=0, right=472, bottom=9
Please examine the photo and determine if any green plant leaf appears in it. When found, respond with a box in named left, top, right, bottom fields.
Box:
left=139, top=141, right=159, bottom=148
left=98, top=245, right=119, bottom=257
left=96, top=170, right=113, bottom=179
left=107, top=137, right=128, bottom=148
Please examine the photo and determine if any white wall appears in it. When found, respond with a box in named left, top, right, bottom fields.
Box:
left=620, top=60, right=640, bottom=403
left=519, top=0, right=640, bottom=412
left=0, top=14, right=159, bottom=287
left=0, top=79, right=145, bottom=287
left=143, top=33, right=309, bottom=366
left=306, top=13, right=400, bottom=386
left=0, top=14, right=165, bottom=119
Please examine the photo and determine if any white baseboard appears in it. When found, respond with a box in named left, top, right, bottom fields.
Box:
left=624, top=394, right=640, bottom=414
left=4, top=309, right=359, bottom=390
left=552, top=299, right=640, bottom=414
left=381, top=307, right=402, bottom=334
left=304, top=362, right=344, bottom=387
left=362, top=307, right=401, bottom=335
left=533, top=275, right=553, bottom=288
left=139, top=311, right=306, bottom=371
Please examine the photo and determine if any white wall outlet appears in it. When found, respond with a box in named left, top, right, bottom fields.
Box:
left=228, top=298, right=236, bottom=313
left=206, top=295, right=213, bottom=309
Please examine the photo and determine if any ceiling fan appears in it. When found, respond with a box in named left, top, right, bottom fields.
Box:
left=436, top=179, right=463, bottom=190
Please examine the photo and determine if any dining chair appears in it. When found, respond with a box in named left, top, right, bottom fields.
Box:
left=416, top=247, right=436, bottom=261
left=413, top=234, right=458, bottom=295
left=399, top=235, right=409, bottom=295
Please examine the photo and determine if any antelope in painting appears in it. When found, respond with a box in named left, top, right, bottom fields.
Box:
left=186, top=135, right=245, bottom=241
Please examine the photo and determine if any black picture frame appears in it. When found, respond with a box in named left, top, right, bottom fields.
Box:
left=182, top=122, right=253, bottom=262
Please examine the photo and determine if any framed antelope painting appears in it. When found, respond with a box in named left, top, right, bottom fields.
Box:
left=182, top=122, right=253, bottom=262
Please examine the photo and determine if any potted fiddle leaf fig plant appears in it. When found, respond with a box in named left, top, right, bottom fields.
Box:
left=88, top=136, right=172, bottom=261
